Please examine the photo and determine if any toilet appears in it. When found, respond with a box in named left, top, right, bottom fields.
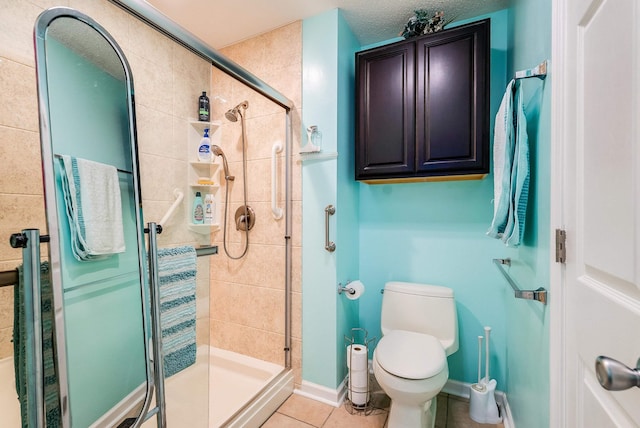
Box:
left=373, top=281, right=458, bottom=428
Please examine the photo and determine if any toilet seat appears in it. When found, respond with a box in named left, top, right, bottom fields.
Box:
left=375, top=330, right=446, bottom=380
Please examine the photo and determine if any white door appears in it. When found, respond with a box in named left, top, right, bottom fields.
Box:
left=557, top=0, right=640, bottom=426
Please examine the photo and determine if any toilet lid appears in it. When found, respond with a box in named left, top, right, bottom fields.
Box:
left=376, top=330, right=446, bottom=380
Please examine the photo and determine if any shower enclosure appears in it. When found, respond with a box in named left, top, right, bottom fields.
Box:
left=0, top=1, right=296, bottom=427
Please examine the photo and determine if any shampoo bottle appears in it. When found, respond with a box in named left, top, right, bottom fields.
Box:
left=204, top=193, right=215, bottom=225
left=198, top=91, right=210, bottom=121
left=193, top=192, right=204, bottom=224
left=197, top=128, right=211, bottom=162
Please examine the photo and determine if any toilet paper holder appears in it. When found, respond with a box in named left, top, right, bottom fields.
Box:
left=337, top=283, right=356, bottom=295
left=337, top=280, right=365, bottom=300
left=344, top=328, right=377, bottom=415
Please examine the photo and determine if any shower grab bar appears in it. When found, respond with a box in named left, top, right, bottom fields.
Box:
left=159, top=189, right=184, bottom=227
left=271, top=141, right=283, bottom=220
left=493, top=258, right=548, bottom=305
left=325, top=205, right=336, bottom=252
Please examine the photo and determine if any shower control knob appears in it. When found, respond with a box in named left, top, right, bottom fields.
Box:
left=595, top=356, right=640, bottom=391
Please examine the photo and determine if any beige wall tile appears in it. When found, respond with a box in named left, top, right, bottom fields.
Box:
left=210, top=319, right=284, bottom=365
left=0, top=287, right=14, bottom=329
left=0, top=326, right=13, bottom=359
left=68, top=0, right=132, bottom=53
left=0, top=194, right=47, bottom=261
left=0, top=127, right=42, bottom=195
left=0, top=0, right=44, bottom=66
left=0, top=59, right=38, bottom=132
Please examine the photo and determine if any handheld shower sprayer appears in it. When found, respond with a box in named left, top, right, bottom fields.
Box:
left=211, top=145, right=234, bottom=181
left=225, top=100, right=249, bottom=122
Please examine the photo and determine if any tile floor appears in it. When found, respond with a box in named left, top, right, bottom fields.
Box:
left=262, top=391, right=505, bottom=428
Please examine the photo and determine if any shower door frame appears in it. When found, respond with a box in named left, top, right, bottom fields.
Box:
left=110, top=0, right=295, bottom=382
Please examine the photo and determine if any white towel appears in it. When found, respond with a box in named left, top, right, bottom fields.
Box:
left=59, top=155, right=126, bottom=261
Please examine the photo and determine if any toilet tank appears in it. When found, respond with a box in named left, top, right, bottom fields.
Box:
left=381, top=281, right=459, bottom=356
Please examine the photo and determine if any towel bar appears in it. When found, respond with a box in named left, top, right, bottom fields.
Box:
left=493, top=258, right=547, bottom=305
left=195, top=246, right=218, bottom=257
left=0, top=269, right=17, bottom=287
left=514, top=60, right=548, bottom=80
left=1, top=232, right=51, bottom=287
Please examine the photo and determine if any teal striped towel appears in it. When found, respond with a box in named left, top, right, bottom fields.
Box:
left=14, top=262, right=61, bottom=427
left=58, top=155, right=126, bottom=261
left=157, top=246, right=197, bottom=378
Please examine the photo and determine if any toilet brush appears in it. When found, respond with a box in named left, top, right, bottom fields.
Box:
left=469, top=326, right=501, bottom=423
left=471, top=336, right=485, bottom=392
left=484, top=326, right=491, bottom=384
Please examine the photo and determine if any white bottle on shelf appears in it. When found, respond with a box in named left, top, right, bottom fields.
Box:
left=197, top=128, right=211, bottom=162
left=203, top=193, right=215, bottom=225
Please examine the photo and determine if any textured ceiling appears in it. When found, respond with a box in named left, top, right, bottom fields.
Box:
left=144, top=0, right=510, bottom=49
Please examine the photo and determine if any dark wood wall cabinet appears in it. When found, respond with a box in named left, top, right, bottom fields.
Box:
left=355, top=19, right=490, bottom=183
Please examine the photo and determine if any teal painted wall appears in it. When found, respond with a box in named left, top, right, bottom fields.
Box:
left=302, top=9, right=360, bottom=388
left=335, top=12, right=362, bottom=384
left=504, top=0, right=552, bottom=426
left=358, top=10, right=511, bottom=388
left=302, top=7, right=552, bottom=420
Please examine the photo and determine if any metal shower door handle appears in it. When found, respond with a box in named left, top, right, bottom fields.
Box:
left=595, top=356, right=640, bottom=391
left=325, top=204, right=336, bottom=252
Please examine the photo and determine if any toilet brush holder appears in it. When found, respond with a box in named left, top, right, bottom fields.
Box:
left=469, top=379, right=502, bottom=424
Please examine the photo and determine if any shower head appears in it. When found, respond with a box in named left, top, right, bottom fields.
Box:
left=212, top=145, right=234, bottom=181
left=225, top=100, right=249, bottom=122
left=225, top=110, right=238, bottom=122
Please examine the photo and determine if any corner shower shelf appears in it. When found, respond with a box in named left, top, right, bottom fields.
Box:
left=188, top=121, right=222, bottom=234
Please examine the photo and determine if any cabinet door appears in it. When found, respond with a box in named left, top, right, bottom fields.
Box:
left=415, top=20, right=489, bottom=174
left=356, top=43, right=415, bottom=179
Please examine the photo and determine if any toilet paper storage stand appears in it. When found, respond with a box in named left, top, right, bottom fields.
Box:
left=344, top=328, right=377, bottom=415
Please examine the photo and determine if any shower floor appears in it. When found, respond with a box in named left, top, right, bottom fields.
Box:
left=144, top=345, right=283, bottom=427
left=1, top=346, right=281, bottom=427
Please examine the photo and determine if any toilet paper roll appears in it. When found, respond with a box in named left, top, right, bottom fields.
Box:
left=348, top=389, right=370, bottom=407
left=346, top=344, right=368, bottom=371
left=345, top=280, right=365, bottom=300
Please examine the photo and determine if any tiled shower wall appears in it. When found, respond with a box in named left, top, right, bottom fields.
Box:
left=210, top=22, right=303, bottom=387
left=0, top=0, right=212, bottom=358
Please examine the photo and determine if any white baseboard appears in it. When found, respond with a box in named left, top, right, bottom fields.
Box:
left=443, top=379, right=514, bottom=428
left=297, top=376, right=514, bottom=428
left=295, top=378, right=346, bottom=408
